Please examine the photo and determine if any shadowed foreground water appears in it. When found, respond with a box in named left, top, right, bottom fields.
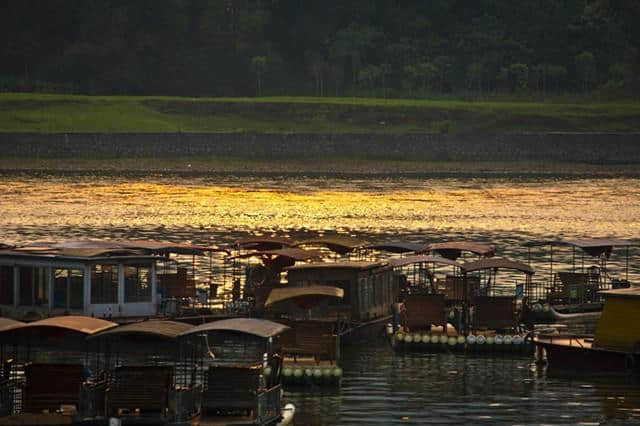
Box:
left=289, top=341, right=640, bottom=425
left=1, top=171, right=640, bottom=424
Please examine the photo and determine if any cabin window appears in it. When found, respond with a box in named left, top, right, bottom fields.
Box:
left=19, top=267, right=32, bottom=306
left=70, top=269, right=84, bottom=309
left=125, top=265, right=151, bottom=303
left=327, top=280, right=350, bottom=305
left=375, top=274, right=383, bottom=306
left=359, top=277, right=368, bottom=310
left=54, top=269, right=84, bottom=310
left=34, top=267, right=48, bottom=306
left=91, top=265, right=118, bottom=304
left=54, top=269, right=68, bottom=308
left=0, top=266, right=13, bottom=305
left=18, top=266, right=48, bottom=306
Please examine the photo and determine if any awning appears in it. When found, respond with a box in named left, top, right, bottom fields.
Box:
left=264, top=286, right=344, bottom=308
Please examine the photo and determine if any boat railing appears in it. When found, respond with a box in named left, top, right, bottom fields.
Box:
left=169, top=383, right=202, bottom=422
left=536, top=332, right=595, bottom=348
left=105, top=365, right=173, bottom=418
left=256, top=384, right=282, bottom=425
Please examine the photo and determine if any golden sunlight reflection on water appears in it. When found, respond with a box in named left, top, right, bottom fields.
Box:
left=1, top=175, right=639, bottom=239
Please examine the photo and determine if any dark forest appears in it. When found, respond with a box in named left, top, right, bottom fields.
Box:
left=2, top=0, right=639, bottom=98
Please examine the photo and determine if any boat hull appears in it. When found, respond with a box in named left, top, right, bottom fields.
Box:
left=536, top=340, right=639, bottom=374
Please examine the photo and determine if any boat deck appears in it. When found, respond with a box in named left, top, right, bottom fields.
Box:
left=534, top=335, right=594, bottom=349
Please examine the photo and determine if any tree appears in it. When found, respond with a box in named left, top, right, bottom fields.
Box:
left=509, top=63, right=529, bottom=92
left=251, top=56, right=268, bottom=96
left=575, top=51, right=597, bottom=91
left=466, top=62, right=483, bottom=93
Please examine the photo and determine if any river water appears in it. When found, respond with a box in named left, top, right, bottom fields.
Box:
left=1, top=171, right=639, bottom=424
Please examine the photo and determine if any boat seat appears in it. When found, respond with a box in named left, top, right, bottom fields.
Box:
left=106, top=366, right=172, bottom=416
left=473, top=296, right=517, bottom=332
left=203, top=366, right=259, bottom=410
left=282, top=321, right=337, bottom=361
left=444, top=276, right=480, bottom=303
left=403, top=294, right=446, bottom=332
left=23, top=363, right=84, bottom=413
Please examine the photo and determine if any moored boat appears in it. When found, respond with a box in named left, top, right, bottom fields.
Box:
left=523, top=238, right=634, bottom=323
left=391, top=257, right=535, bottom=356
left=0, top=240, right=229, bottom=322
left=178, top=318, right=294, bottom=426
left=534, top=287, right=640, bottom=374
left=262, top=286, right=344, bottom=388
left=78, top=319, right=201, bottom=425
left=0, top=316, right=118, bottom=425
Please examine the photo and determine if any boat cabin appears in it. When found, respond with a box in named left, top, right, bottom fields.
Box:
left=285, top=261, right=397, bottom=322
left=0, top=316, right=117, bottom=422
left=462, top=258, right=534, bottom=334
left=593, top=287, right=640, bottom=352
left=0, top=240, right=225, bottom=321
left=524, top=238, right=634, bottom=306
left=80, top=320, right=201, bottom=424
left=421, top=241, right=495, bottom=261
left=179, top=318, right=291, bottom=425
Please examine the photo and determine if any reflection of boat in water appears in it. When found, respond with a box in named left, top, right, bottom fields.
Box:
left=523, top=238, right=634, bottom=323
left=534, top=287, right=640, bottom=375
left=390, top=256, right=535, bottom=356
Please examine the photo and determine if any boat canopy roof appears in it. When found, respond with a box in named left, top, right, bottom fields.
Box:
left=231, top=248, right=323, bottom=262
left=599, top=287, right=640, bottom=299
left=285, top=261, right=385, bottom=272
left=462, top=258, right=534, bottom=275
left=365, top=241, right=425, bottom=253
left=235, top=237, right=296, bottom=250
left=91, top=320, right=195, bottom=339
left=180, top=318, right=289, bottom=339
left=387, top=255, right=463, bottom=268
left=0, top=239, right=225, bottom=261
left=294, top=235, right=367, bottom=254
left=523, top=238, right=633, bottom=257
left=0, top=315, right=118, bottom=336
left=0, top=318, right=24, bottom=333
left=115, top=240, right=229, bottom=255
left=264, top=286, right=344, bottom=307
left=421, top=242, right=495, bottom=259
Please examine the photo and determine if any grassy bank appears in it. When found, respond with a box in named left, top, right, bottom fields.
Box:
left=1, top=157, right=638, bottom=176
left=1, top=92, right=640, bottom=134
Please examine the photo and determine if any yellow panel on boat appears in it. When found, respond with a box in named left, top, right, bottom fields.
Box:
left=594, top=297, right=640, bottom=352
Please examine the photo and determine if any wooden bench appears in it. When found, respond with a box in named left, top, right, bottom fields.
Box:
left=444, top=276, right=480, bottom=303
left=281, top=321, right=337, bottom=361
left=404, top=294, right=446, bottom=332
left=473, top=296, right=517, bottom=332
left=24, top=363, right=84, bottom=413
left=203, top=366, right=259, bottom=410
left=157, top=268, right=196, bottom=298
left=550, top=272, right=599, bottom=303
left=106, top=366, right=172, bottom=416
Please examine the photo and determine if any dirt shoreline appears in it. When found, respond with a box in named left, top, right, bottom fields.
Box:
left=1, top=157, right=638, bottom=176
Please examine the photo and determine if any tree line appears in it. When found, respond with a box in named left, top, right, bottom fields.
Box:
left=1, top=0, right=639, bottom=98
